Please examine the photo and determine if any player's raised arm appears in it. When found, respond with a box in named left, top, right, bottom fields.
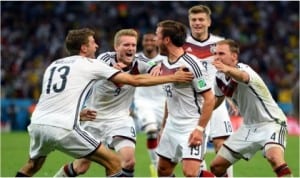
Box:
left=110, top=68, right=193, bottom=87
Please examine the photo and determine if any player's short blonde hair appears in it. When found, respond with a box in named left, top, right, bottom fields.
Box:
left=114, top=29, right=138, bottom=47
left=217, top=39, right=240, bottom=54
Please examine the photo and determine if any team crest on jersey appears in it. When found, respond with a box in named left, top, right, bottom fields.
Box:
left=210, top=44, right=216, bottom=54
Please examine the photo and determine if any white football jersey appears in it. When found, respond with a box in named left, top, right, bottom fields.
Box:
left=161, top=53, right=211, bottom=125
left=85, top=52, right=153, bottom=120
left=214, top=63, right=287, bottom=125
left=134, top=52, right=166, bottom=117
left=30, top=55, right=120, bottom=129
left=183, top=34, right=224, bottom=86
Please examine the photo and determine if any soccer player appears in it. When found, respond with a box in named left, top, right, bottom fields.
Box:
left=155, top=20, right=215, bottom=177
left=133, top=32, right=166, bottom=175
left=54, top=29, right=193, bottom=177
left=16, top=28, right=194, bottom=177
left=183, top=5, right=234, bottom=176
left=210, top=39, right=292, bottom=177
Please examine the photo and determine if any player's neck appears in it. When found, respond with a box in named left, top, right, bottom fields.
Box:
left=168, top=47, right=184, bottom=62
left=192, top=32, right=209, bottom=41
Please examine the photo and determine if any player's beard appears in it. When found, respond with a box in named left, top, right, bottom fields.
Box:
left=159, top=44, right=168, bottom=56
left=145, top=47, right=154, bottom=54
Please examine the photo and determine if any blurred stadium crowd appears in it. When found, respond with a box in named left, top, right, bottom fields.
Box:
left=1, top=2, right=299, bottom=114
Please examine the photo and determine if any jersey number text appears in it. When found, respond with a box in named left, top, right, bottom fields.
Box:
left=46, top=66, right=70, bottom=94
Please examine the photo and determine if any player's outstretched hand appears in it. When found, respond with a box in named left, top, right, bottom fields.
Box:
left=174, top=67, right=194, bottom=82
left=80, top=108, right=97, bottom=121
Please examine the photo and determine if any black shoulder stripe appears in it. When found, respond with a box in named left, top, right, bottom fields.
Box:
left=100, top=53, right=112, bottom=63
left=182, top=55, right=202, bottom=78
left=100, top=54, right=110, bottom=62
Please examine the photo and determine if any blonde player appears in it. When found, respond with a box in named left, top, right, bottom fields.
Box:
left=210, top=39, right=292, bottom=177
left=183, top=5, right=234, bottom=176
left=156, top=20, right=215, bottom=177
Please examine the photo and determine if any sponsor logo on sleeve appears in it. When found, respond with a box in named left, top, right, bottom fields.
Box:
left=198, top=79, right=207, bottom=89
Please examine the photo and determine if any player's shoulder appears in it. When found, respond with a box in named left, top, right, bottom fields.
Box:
left=135, top=52, right=148, bottom=62
left=185, top=33, right=224, bottom=46
left=50, top=55, right=88, bottom=66
left=209, top=33, right=225, bottom=42
left=97, top=51, right=116, bottom=62
left=183, top=52, right=199, bottom=61
left=236, top=62, right=251, bottom=70
left=181, top=53, right=205, bottom=74
left=237, top=62, right=258, bottom=78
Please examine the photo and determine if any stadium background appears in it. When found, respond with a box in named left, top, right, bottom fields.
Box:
left=0, top=1, right=299, bottom=177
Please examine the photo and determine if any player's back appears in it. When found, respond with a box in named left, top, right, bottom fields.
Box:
left=30, top=55, right=119, bottom=129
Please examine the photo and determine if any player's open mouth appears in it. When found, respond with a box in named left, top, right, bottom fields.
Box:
left=126, top=53, right=133, bottom=57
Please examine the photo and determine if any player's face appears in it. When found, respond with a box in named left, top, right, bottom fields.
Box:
left=85, top=36, right=99, bottom=58
left=142, top=34, right=157, bottom=53
left=156, top=27, right=168, bottom=56
left=189, top=13, right=211, bottom=38
left=214, top=44, right=236, bottom=66
left=115, top=35, right=137, bottom=66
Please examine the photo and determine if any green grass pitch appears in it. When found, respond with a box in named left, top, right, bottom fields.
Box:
left=1, top=132, right=299, bottom=177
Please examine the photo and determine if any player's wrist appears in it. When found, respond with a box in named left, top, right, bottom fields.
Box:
left=196, top=125, right=204, bottom=132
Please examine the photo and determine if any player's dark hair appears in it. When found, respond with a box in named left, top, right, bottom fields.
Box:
left=217, top=39, right=240, bottom=54
left=157, top=20, right=187, bottom=47
left=65, top=28, right=95, bottom=55
left=142, top=31, right=156, bottom=36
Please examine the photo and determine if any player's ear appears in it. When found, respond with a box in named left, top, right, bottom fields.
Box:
left=163, top=36, right=170, bottom=44
left=81, top=44, right=88, bottom=53
left=232, top=53, right=238, bottom=62
left=207, top=17, right=212, bottom=27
